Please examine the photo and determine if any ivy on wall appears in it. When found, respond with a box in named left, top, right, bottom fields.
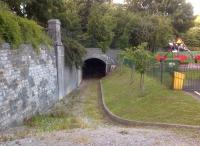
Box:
left=63, top=37, right=86, bottom=68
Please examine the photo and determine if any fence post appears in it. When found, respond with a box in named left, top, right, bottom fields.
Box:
left=48, top=19, right=65, bottom=100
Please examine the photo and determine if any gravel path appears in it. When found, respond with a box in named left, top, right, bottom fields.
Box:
left=1, top=126, right=200, bottom=146
left=1, top=79, right=200, bottom=146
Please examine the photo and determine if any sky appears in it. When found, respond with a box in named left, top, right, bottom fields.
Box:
left=113, top=0, right=200, bottom=15
left=186, top=0, right=200, bottom=15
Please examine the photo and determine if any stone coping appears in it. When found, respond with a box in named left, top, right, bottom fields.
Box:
left=99, top=80, right=200, bottom=129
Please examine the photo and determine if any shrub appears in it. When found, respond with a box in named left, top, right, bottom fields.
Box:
left=0, top=11, right=22, bottom=48
left=63, top=37, right=86, bottom=68
left=174, top=55, right=188, bottom=63
left=18, top=17, right=51, bottom=52
left=0, top=2, right=51, bottom=51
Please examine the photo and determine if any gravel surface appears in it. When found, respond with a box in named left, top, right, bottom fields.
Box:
left=1, top=126, right=200, bottom=146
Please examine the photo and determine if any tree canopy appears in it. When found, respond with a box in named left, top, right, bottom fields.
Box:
left=0, top=0, right=196, bottom=65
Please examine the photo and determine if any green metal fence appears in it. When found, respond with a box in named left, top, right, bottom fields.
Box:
left=124, top=58, right=200, bottom=90
left=124, top=58, right=181, bottom=89
left=146, top=60, right=180, bottom=89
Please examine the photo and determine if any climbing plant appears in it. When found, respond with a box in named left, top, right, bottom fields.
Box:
left=62, top=37, right=86, bottom=68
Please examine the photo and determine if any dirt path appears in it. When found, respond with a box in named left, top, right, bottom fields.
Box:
left=1, top=79, right=200, bottom=146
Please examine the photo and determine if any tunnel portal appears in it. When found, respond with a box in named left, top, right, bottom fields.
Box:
left=82, top=58, right=106, bottom=79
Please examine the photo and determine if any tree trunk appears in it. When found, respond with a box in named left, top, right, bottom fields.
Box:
left=140, top=73, right=145, bottom=94
left=120, top=58, right=124, bottom=74
left=141, top=73, right=145, bottom=93
left=140, top=73, right=142, bottom=90
left=130, top=65, right=135, bottom=83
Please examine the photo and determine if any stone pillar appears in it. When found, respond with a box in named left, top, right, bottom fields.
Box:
left=48, top=19, right=64, bottom=100
left=48, top=19, right=62, bottom=46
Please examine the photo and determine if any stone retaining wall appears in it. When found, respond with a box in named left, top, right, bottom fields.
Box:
left=0, top=19, right=83, bottom=130
left=0, top=43, right=58, bottom=129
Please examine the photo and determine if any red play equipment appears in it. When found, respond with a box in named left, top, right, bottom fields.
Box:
left=156, top=38, right=194, bottom=63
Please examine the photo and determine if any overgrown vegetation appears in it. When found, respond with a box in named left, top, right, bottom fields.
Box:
left=0, top=2, right=51, bottom=51
left=63, top=38, right=86, bottom=68
left=103, top=67, right=200, bottom=125
left=25, top=114, right=82, bottom=132
left=24, top=98, right=85, bottom=132
left=83, top=80, right=104, bottom=124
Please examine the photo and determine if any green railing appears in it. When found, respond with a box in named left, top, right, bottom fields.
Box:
left=124, top=59, right=180, bottom=89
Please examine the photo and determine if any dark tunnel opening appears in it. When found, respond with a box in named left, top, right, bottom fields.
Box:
left=82, top=58, right=106, bottom=79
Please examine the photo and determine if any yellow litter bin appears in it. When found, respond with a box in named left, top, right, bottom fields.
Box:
left=173, top=72, right=185, bottom=90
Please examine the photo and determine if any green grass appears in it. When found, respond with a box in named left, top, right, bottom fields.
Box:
left=24, top=93, right=84, bottom=132
left=25, top=115, right=81, bottom=132
left=83, top=80, right=104, bottom=123
left=102, top=67, right=200, bottom=125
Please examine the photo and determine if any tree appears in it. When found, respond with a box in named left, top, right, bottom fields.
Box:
left=121, top=43, right=152, bottom=87
left=77, top=0, right=111, bottom=33
left=111, top=6, right=131, bottom=49
left=125, top=0, right=194, bottom=33
left=172, top=2, right=194, bottom=33
left=148, top=15, right=174, bottom=51
left=194, top=16, right=200, bottom=27
left=124, top=14, right=147, bottom=47
left=87, top=3, right=116, bottom=52
left=182, top=16, right=200, bottom=48
left=183, top=27, right=200, bottom=48
left=124, top=14, right=173, bottom=51
left=0, top=0, right=29, bottom=16
left=133, top=43, right=152, bottom=92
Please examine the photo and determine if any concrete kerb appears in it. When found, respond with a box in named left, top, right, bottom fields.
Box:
left=99, top=80, right=200, bottom=129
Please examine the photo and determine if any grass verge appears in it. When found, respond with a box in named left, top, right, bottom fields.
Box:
left=102, top=66, right=200, bottom=125
left=83, top=80, right=104, bottom=124
left=24, top=114, right=82, bottom=132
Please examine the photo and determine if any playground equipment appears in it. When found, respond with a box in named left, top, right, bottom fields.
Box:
left=166, top=38, right=194, bottom=62
left=169, top=38, right=191, bottom=52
